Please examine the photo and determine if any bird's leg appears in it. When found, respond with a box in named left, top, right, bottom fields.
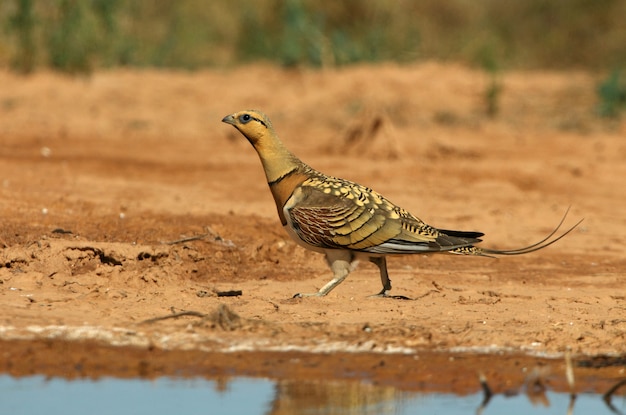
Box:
left=293, top=251, right=355, bottom=298
left=369, top=256, right=392, bottom=296
left=368, top=257, right=410, bottom=299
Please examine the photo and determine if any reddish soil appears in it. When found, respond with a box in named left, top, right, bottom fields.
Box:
left=0, top=63, right=625, bottom=392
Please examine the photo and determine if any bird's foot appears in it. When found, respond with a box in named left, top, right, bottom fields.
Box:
left=368, top=290, right=412, bottom=300
left=292, top=292, right=325, bottom=298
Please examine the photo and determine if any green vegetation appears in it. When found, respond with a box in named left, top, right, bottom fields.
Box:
left=596, top=70, right=626, bottom=118
left=475, top=42, right=502, bottom=118
left=7, top=0, right=36, bottom=73
left=1, top=0, right=625, bottom=73
left=235, top=0, right=421, bottom=67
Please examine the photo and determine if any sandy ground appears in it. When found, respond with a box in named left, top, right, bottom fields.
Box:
left=0, top=63, right=625, bottom=392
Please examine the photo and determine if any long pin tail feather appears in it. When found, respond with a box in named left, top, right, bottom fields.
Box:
left=480, top=208, right=583, bottom=256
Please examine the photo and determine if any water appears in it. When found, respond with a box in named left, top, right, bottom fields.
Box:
left=1, top=374, right=623, bottom=415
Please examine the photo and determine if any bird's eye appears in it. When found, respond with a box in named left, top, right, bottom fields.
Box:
left=240, top=114, right=252, bottom=123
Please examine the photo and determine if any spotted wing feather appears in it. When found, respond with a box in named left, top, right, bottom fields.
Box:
left=286, top=174, right=482, bottom=254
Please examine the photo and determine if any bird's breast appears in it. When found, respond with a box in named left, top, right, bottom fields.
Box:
left=268, top=171, right=309, bottom=225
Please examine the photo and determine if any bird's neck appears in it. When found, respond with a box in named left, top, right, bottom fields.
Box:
left=254, top=135, right=302, bottom=184
left=252, top=136, right=310, bottom=225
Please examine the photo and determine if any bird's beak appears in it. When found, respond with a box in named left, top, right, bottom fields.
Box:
left=222, top=114, right=236, bottom=125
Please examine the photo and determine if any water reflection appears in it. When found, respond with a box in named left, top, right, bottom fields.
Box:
left=0, top=374, right=624, bottom=415
left=268, top=379, right=411, bottom=414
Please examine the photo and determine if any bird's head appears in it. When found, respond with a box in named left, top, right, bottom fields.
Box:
left=222, top=110, right=274, bottom=146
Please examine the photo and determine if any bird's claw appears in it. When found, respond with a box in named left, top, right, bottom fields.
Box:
left=292, top=292, right=324, bottom=298
left=369, top=290, right=412, bottom=300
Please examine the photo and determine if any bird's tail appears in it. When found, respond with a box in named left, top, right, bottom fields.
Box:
left=449, top=207, right=583, bottom=257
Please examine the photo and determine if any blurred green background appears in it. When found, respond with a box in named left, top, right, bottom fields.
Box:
left=1, top=0, right=625, bottom=74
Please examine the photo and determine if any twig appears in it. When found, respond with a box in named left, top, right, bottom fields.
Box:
left=216, top=289, right=242, bottom=297
left=161, top=226, right=235, bottom=247
left=162, top=234, right=210, bottom=245
left=139, top=304, right=243, bottom=331
left=139, top=310, right=208, bottom=324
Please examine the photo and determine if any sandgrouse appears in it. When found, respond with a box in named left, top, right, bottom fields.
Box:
left=222, top=110, right=581, bottom=298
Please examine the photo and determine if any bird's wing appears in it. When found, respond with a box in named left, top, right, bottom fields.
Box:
left=285, top=175, right=481, bottom=254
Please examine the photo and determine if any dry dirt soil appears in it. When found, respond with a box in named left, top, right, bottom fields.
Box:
left=0, top=63, right=625, bottom=393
